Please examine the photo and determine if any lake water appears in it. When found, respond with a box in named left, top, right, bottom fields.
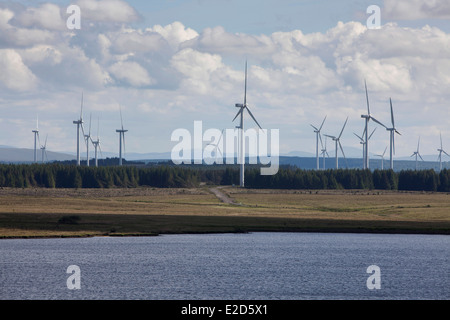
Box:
left=0, top=232, right=448, bottom=300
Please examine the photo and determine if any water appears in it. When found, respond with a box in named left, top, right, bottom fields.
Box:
left=0, top=232, right=448, bottom=300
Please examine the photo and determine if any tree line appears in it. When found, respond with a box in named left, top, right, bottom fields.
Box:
left=0, top=163, right=449, bottom=192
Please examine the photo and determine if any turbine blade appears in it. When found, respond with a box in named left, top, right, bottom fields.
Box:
left=324, top=134, right=335, bottom=139
left=89, top=113, right=92, bottom=136
left=368, top=127, right=377, bottom=140
left=354, top=133, right=363, bottom=141
left=246, top=106, right=262, bottom=129
left=365, top=79, right=370, bottom=115
left=319, top=133, right=323, bottom=149
left=419, top=153, right=424, bottom=162
left=232, top=108, right=243, bottom=122
left=119, top=105, right=124, bottom=130
left=80, top=92, right=84, bottom=120
left=310, top=124, right=319, bottom=131
left=383, top=146, right=387, bottom=156
left=338, top=117, right=348, bottom=139
left=319, top=115, right=327, bottom=131
left=217, top=130, right=224, bottom=145
left=390, top=98, right=395, bottom=127
left=440, top=132, right=443, bottom=149
left=443, top=150, right=450, bottom=157
left=244, top=60, right=247, bottom=106
left=370, top=116, right=387, bottom=129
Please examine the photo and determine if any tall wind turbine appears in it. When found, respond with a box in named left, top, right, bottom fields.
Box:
left=361, top=80, right=387, bottom=169
left=84, top=113, right=92, bottom=167
left=354, top=127, right=376, bottom=169
left=386, top=98, right=401, bottom=170
left=40, top=134, right=48, bottom=163
left=437, top=132, right=449, bottom=171
left=325, top=117, right=348, bottom=169
left=116, top=106, right=128, bottom=166
left=73, top=93, right=85, bottom=166
left=92, top=117, right=102, bottom=168
left=32, top=116, right=40, bottom=163
left=233, top=61, right=262, bottom=187
left=411, top=137, right=424, bottom=170
left=375, top=147, right=387, bottom=170
left=311, top=116, right=327, bottom=170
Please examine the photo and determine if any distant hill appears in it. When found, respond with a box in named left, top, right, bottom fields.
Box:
left=0, top=147, right=75, bottom=163
left=0, top=146, right=448, bottom=171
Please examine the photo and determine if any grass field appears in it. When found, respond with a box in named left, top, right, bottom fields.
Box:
left=0, top=187, right=449, bottom=238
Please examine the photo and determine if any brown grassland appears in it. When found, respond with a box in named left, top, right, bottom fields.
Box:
left=0, top=186, right=449, bottom=238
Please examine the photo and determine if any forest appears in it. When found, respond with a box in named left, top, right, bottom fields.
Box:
left=0, top=163, right=449, bottom=192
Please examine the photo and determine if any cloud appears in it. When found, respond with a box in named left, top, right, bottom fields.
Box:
left=14, top=3, right=66, bottom=30
left=0, top=8, right=56, bottom=47
left=384, top=0, right=450, bottom=20
left=75, top=0, right=139, bottom=23
left=0, top=49, right=37, bottom=91
left=109, top=61, right=155, bottom=87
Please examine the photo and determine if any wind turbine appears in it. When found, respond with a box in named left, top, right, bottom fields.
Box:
left=325, top=117, right=348, bottom=169
left=84, top=113, right=92, bottom=167
left=233, top=61, right=262, bottom=187
left=375, top=146, right=387, bottom=170
left=92, top=117, right=102, bottom=168
left=311, top=116, right=327, bottom=170
left=40, top=134, right=48, bottom=163
left=386, top=98, right=401, bottom=170
left=32, top=116, right=40, bottom=163
left=361, top=80, right=387, bottom=169
left=411, top=137, right=424, bottom=170
left=320, top=136, right=330, bottom=170
left=73, top=93, right=85, bottom=166
left=116, top=106, right=128, bottom=166
left=437, top=132, right=449, bottom=171
left=354, top=127, right=376, bottom=169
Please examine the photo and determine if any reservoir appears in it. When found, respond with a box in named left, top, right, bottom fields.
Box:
left=0, top=232, right=448, bottom=300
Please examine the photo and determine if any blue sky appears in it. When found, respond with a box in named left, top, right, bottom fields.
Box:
left=1, top=0, right=450, bottom=161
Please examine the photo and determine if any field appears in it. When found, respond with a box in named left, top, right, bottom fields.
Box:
left=0, top=186, right=449, bottom=238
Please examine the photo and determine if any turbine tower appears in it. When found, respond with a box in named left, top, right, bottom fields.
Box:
left=233, top=61, right=262, bottom=187
left=116, top=106, right=128, bottom=166
left=437, top=132, right=449, bottom=171
left=84, top=113, right=92, bottom=167
left=411, top=137, right=424, bottom=170
left=361, top=80, right=387, bottom=169
left=92, top=117, right=102, bottom=167
left=311, top=116, right=327, bottom=170
left=386, top=98, right=401, bottom=170
left=375, top=147, right=387, bottom=170
left=73, top=93, right=85, bottom=166
left=325, top=117, right=348, bottom=169
left=40, top=134, right=48, bottom=163
left=32, top=116, right=40, bottom=163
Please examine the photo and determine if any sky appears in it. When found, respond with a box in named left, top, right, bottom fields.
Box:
left=1, top=0, right=450, bottom=160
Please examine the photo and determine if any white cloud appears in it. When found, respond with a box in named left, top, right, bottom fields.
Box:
left=15, top=3, right=66, bottom=30
left=75, top=0, right=139, bottom=23
left=0, top=49, right=37, bottom=91
left=109, top=61, right=155, bottom=87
